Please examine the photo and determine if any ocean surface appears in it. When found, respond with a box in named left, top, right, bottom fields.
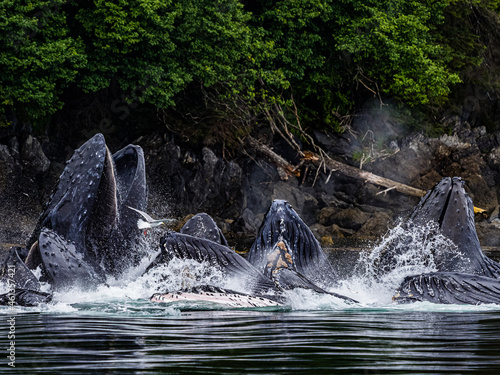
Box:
left=2, top=302, right=500, bottom=374
left=2, top=223, right=500, bottom=374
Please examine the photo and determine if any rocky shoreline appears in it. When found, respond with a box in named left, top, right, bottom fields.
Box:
left=2, top=108, right=500, bottom=252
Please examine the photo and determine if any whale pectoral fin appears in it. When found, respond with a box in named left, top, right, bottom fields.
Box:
left=38, top=228, right=106, bottom=290
left=272, top=267, right=327, bottom=292
left=393, top=272, right=500, bottom=305
left=272, top=268, right=358, bottom=303
left=150, top=232, right=278, bottom=297
left=0, top=247, right=42, bottom=292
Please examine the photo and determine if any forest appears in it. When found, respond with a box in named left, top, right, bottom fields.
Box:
left=1, top=0, right=500, bottom=148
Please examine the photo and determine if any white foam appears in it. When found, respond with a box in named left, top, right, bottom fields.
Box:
left=334, top=220, right=465, bottom=305
left=3, top=219, right=498, bottom=314
left=283, top=288, right=357, bottom=310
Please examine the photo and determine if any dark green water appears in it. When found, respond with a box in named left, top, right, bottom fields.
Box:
left=2, top=303, right=500, bottom=374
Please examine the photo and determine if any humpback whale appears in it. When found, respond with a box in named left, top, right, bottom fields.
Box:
left=408, top=177, right=500, bottom=277
left=247, top=200, right=338, bottom=291
left=392, top=177, right=500, bottom=305
left=147, top=201, right=357, bottom=305
left=26, top=134, right=147, bottom=277
left=149, top=232, right=278, bottom=298
left=180, top=213, right=229, bottom=246
left=394, top=272, right=500, bottom=305
left=1, top=134, right=148, bottom=305
left=145, top=228, right=288, bottom=307
left=3, top=131, right=500, bottom=308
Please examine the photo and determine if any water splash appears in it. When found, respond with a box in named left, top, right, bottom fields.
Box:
left=283, top=288, right=356, bottom=310
left=1, top=218, right=496, bottom=314
left=334, top=220, right=464, bottom=304
left=140, top=258, right=225, bottom=293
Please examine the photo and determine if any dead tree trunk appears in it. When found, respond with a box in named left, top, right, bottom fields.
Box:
left=245, top=135, right=425, bottom=196
left=244, top=136, right=487, bottom=215
left=313, top=155, right=426, bottom=198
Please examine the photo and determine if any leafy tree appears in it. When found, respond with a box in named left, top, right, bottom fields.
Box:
left=0, top=0, right=498, bottom=135
left=335, top=0, right=461, bottom=106
left=247, top=0, right=464, bottom=133
left=0, top=0, right=85, bottom=122
left=74, top=0, right=255, bottom=109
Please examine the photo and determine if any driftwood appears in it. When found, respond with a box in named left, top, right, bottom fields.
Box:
left=312, top=153, right=426, bottom=198
left=245, top=136, right=300, bottom=179
left=246, top=135, right=424, bottom=197
left=245, top=136, right=487, bottom=215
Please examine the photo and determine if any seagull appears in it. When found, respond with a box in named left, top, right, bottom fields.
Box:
left=126, top=206, right=176, bottom=233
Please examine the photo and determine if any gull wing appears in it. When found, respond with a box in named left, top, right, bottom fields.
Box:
left=127, top=206, right=154, bottom=222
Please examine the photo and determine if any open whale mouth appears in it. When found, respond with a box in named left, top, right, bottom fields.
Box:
left=23, top=134, right=148, bottom=287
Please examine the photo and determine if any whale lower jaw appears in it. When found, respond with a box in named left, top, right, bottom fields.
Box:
left=150, top=289, right=282, bottom=308
left=393, top=272, right=500, bottom=305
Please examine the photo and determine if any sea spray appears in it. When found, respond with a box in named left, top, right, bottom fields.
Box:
left=336, top=220, right=463, bottom=304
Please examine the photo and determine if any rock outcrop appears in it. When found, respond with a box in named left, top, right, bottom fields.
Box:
left=0, top=135, right=57, bottom=246
left=3, top=115, right=500, bottom=251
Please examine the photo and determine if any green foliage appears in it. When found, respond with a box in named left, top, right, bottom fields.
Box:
left=0, top=0, right=498, bottom=134
left=0, top=0, right=85, bottom=121
left=246, top=0, right=464, bottom=132
left=75, top=0, right=253, bottom=109
left=336, top=0, right=461, bottom=106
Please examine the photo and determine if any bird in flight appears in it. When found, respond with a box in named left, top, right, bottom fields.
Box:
left=127, top=206, right=176, bottom=234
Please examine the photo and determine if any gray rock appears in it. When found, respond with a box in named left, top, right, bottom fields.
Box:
left=330, top=208, right=371, bottom=231
left=21, top=135, right=50, bottom=176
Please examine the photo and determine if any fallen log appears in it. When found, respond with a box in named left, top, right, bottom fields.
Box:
left=310, top=153, right=426, bottom=198
left=245, top=136, right=300, bottom=179
left=245, top=136, right=487, bottom=215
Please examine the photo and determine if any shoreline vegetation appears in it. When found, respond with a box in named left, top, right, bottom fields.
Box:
left=1, top=1, right=499, bottom=140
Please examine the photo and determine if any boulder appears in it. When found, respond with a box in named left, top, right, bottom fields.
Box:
left=355, top=212, right=393, bottom=240
left=0, top=136, right=54, bottom=244
left=329, top=208, right=371, bottom=231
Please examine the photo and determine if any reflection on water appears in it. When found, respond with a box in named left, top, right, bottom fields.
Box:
left=1, top=306, right=500, bottom=374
